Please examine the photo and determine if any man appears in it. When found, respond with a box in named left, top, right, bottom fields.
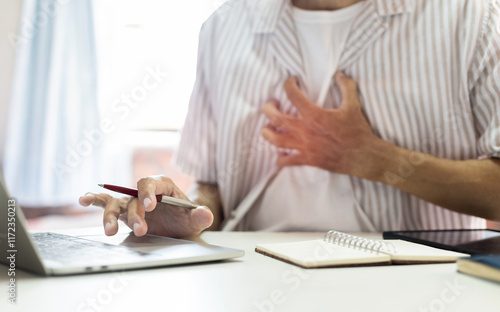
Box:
left=80, top=0, right=500, bottom=238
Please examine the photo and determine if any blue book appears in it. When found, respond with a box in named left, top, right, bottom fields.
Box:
left=457, top=255, right=500, bottom=283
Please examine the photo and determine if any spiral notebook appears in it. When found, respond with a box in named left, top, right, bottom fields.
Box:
left=255, top=231, right=469, bottom=268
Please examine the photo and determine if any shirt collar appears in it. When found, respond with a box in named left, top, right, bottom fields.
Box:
left=251, top=0, right=412, bottom=34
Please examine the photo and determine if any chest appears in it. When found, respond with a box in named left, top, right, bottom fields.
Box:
left=209, top=12, right=474, bottom=157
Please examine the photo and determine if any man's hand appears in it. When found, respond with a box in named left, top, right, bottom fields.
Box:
left=261, top=71, right=380, bottom=179
left=261, top=73, right=500, bottom=221
left=79, top=176, right=214, bottom=238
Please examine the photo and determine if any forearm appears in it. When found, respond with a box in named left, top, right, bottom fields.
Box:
left=188, top=182, right=223, bottom=230
left=359, top=139, right=500, bottom=221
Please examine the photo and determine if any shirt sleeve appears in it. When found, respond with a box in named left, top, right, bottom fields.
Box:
left=469, top=0, right=500, bottom=159
left=173, top=23, right=218, bottom=182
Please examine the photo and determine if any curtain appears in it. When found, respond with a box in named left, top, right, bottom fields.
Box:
left=3, top=0, right=102, bottom=207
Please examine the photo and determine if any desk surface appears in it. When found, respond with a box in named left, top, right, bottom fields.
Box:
left=1, top=229, right=499, bottom=312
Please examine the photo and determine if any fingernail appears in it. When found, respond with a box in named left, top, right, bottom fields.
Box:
left=143, top=197, right=152, bottom=210
left=105, top=222, right=113, bottom=234
left=198, top=206, right=211, bottom=212
left=133, top=223, right=140, bottom=233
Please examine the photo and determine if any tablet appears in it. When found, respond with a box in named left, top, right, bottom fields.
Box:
left=382, top=229, right=500, bottom=255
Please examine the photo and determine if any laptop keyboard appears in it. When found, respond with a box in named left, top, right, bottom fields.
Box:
left=31, top=232, right=149, bottom=264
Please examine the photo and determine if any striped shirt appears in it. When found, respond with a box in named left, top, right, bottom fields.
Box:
left=175, top=0, right=500, bottom=231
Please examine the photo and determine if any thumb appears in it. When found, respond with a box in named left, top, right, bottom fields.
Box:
left=335, top=71, right=361, bottom=110
left=190, top=206, right=214, bottom=232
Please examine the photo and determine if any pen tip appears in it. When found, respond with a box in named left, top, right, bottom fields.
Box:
left=97, top=184, right=104, bottom=187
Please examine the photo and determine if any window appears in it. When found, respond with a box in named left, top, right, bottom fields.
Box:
left=94, top=0, right=224, bottom=133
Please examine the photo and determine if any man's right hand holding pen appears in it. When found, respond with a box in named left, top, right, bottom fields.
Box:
left=79, top=176, right=216, bottom=238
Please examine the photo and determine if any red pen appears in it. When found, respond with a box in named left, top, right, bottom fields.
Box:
left=98, top=184, right=198, bottom=209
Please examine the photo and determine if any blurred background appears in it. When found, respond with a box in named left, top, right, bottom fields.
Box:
left=0, top=0, right=228, bottom=229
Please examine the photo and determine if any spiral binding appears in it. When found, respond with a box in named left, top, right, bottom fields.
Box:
left=323, top=231, right=396, bottom=255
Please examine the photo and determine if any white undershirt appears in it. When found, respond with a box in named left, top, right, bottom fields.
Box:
left=293, top=2, right=364, bottom=105
left=244, top=3, right=365, bottom=232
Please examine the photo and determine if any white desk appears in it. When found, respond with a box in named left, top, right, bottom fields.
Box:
left=1, top=229, right=499, bottom=312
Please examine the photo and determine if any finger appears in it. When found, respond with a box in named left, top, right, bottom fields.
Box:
left=79, top=192, right=113, bottom=208
left=137, top=176, right=177, bottom=212
left=277, top=152, right=307, bottom=167
left=189, top=206, right=214, bottom=234
left=102, top=198, right=122, bottom=236
left=335, top=71, right=361, bottom=110
left=79, top=194, right=95, bottom=207
left=169, top=182, right=191, bottom=201
left=262, top=101, right=298, bottom=132
left=284, top=77, right=318, bottom=118
left=261, top=126, right=302, bottom=150
left=126, top=199, right=148, bottom=237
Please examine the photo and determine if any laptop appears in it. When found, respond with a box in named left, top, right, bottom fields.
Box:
left=0, top=174, right=244, bottom=275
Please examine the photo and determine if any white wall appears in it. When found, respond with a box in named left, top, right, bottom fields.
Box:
left=0, top=0, right=24, bottom=167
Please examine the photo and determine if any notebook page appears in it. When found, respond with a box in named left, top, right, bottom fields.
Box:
left=380, top=240, right=470, bottom=263
left=256, top=240, right=391, bottom=268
